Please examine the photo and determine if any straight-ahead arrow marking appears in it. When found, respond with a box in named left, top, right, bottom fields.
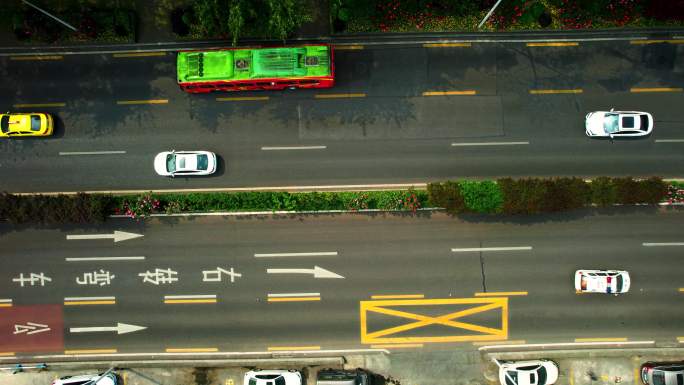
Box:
left=69, top=322, right=146, bottom=335
left=66, top=231, right=143, bottom=243
left=266, top=266, right=344, bottom=279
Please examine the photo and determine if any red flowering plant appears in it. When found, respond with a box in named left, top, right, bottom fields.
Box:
left=557, top=0, right=593, bottom=29
left=485, top=0, right=527, bottom=30
left=401, top=188, right=422, bottom=213
left=665, top=184, right=684, bottom=205
left=605, top=0, right=640, bottom=26
left=119, top=192, right=161, bottom=219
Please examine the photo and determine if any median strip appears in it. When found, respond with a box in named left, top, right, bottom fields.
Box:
left=116, top=99, right=169, bottom=105
left=13, top=102, right=65, bottom=108
left=630, top=87, right=682, bottom=93
left=423, top=90, right=477, bottom=96
left=216, top=96, right=269, bottom=102
left=164, top=294, right=217, bottom=304
left=64, top=296, right=116, bottom=306
left=314, top=93, right=366, bottom=99
left=529, top=89, right=583, bottom=94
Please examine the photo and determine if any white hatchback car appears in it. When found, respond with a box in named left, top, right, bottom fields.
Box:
left=575, top=269, right=630, bottom=295
left=243, top=370, right=302, bottom=385
left=498, top=360, right=559, bottom=385
left=154, top=150, right=217, bottom=176
left=585, top=109, right=653, bottom=138
left=52, top=373, right=120, bottom=385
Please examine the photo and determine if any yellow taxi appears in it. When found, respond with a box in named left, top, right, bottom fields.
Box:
left=0, top=112, right=54, bottom=138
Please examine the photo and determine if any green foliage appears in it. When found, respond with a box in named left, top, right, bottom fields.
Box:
left=0, top=192, right=112, bottom=224
left=427, top=181, right=466, bottom=215
left=458, top=180, right=504, bottom=214
left=590, top=176, right=617, bottom=207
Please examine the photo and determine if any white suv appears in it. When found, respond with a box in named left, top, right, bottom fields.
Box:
left=52, top=373, right=120, bottom=385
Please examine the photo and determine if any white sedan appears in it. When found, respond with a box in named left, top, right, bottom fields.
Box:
left=498, top=360, right=559, bottom=385
left=585, top=109, right=653, bottom=138
left=244, top=370, right=302, bottom=385
left=575, top=269, right=630, bottom=295
left=154, top=150, right=217, bottom=176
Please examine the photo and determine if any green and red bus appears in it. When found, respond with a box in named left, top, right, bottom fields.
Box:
left=176, top=44, right=334, bottom=93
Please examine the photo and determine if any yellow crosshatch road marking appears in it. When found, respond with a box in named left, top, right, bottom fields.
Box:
left=475, top=291, right=528, bottom=297
left=10, top=55, right=63, bottom=61
left=371, top=294, right=425, bottom=299
left=423, top=43, right=471, bottom=48
left=423, top=90, right=477, bottom=96
left=526, top=42, right=579, bottom=47
left=64, top=349, right=117, bottom=354
left=113, top=52, right=166, bottom=58
left=360, top=297, right=508, bottom=345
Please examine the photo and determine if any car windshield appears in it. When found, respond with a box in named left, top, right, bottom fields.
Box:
left=30, top=115, right=42, bottom=131
left=603, top=113, right=619, bottom=133
left=248, top=379, right=257, bottom=385
left=652, top=372, right=666, bottom=385
left=616, top=275, right=623, bottom=292
left=196, top=154, right=208, bottom=170
left=0, top=116, right=8, bottom=133
left=537, top=366, right=547, bottom=385
left=505, top=371, right=518, bottom=385
left=166, top=154, right=176, bottom=172
left=275, top=377, right=286, bottom=385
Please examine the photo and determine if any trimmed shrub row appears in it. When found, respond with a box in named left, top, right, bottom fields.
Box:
left=0, top=192, right=111, bottom=224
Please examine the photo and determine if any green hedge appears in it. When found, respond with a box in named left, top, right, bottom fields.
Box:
left=0, top=192, right=111, bottom=224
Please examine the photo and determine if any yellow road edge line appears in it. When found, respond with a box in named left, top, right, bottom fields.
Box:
left=165, top=348, right=219, bottom=353
left=423, top=43, right=472, bottom=48
left=570, top=368, right=575, bottom=385
left=216, top=96, right=270, bottom=102
left=113, top=52, right=166, bottom=58
left=679, top=288, right=684, bottom=292
left=10, top=55, right=63, bottom=61
left=472, top=339, right=526, bottom=346
left=371, top=294, right=425, bottom=299
left=423, top=90, right=477, bottom=96
left=0, top=352, right=15, bottom=356
left=334, top=45, right=364, bottom=50
left=63, top=301, right=116, bottom=306
left=0, top=304, right=13, bottom=308
left=526, top=42, right=579, bottom=47
left=677, top=336, right=684, bottom=342
left=64, top=349, right=117, bottom=354
left=164, top=299, right=217, bottom=304
left=13, top=103, right=66, bottom=108
left=267, top=297, right=321, bottom=302
left=631, top=39, right=684, bottom=45
left=474, top=291, right=528, bottom=297
left=630, top=87, right=683, bottom=93
left=370, top=344, right=423, bottom=349
left=635, top=367, right=640, bottom=385
left=116, top=99, right=169, bottom=105
left=267, top=346, right=321, bottom=351
left=575, top=337, right=628, bottom=342
left=314, top=93, right=366, bottom=99
left=529, top=89, right=583, bottom=94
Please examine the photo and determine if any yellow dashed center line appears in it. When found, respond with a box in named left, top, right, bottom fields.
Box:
left=334, top=45, right=364, bottom=50
left=267, top=297, right=321, bottom=302
left=64, top=349, right=117, bottom=355
left=0, top=352, right=15, bottom=356
left=474, top=291, right=528, bottom=297
left=630, top=39, right=684, bottom=45
left=677, top=336, right=684, bottom=342
left=216, top=96, right=270, bottom=102
left=0, top=304, right=12, bottom=308
left=630, top=87, right=683, bottom=93
left=164, top=299, right=217, bottom=304
left=165, top=347, right=218, bottom=353
left=526, top=42, right=579, bottom=47
left=370, top=343, right=424, bottom=349
left=423, top=43, right=471, bottom=48
left=113, top=52, right=166, bottom=58
left=13, top=102, right=66, bottom=108
left=575, top=337, right=628, bottom=342
left=314, top=93, right=366, bottom=99
left=116, top=99, right=169, bottom=105
left=422, top=90, right=477, bottom=96
left=10, top=55, right=63, bottom=61
left=472, top=339, right=526, bottom=346
left=679, top=288, right=684, bottom=292
left=371, top=294, right=425, bottom=299
left=267, top=346, right=321, bottom=351
left=63, top=300, right=116, bottom=306
left=530, top=89, right=583, bottom=94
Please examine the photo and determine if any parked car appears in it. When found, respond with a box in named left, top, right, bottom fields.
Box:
left=498, top=360, right=559, bottom=385
left=585, top=109, right=653, bottom=138
left=574, top=269, right=630, bottom=295
left=244, top=370, right=302, bottom=385
left=154, top=150, right=217, bottom=176
left=52, top=373, right=120, bottom=385
left=641, top=362, right=684, bottom=385
left=0, top=112, right=53, bottom=138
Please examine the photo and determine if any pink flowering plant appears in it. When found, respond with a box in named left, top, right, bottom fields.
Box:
left=117, top=192, right=161, bottom=219
left=665, top=183, right=684, bottom=205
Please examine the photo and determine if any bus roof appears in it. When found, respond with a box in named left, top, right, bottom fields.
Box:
left=177, top=45, right=332, bottom=84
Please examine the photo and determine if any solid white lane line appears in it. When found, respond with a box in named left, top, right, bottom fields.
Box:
left=655, top=139, right=684, bottom=143
left=478, top=340, right=654, bottom=350
left=642, top=242, right=684, bottom=247
left=268, top=293, right=320, bottom=298
left=451, top=141, right=529, bottom=146
left=59, top=151, right=126, bottom=155
left=451, top=247, right=533, bottom=252
left=261, top=146, right=327, bottom=150
left=64, top=296, right=115, bottom=301
left=164, top=295, right=216, bottom=299
left=255, top=252, right=338, bottom=258
left=66, top=256, right=146, bottom=261
left=0, top=299, right=12, bottom=304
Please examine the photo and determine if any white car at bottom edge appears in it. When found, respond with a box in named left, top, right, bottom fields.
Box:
left=498, top=360, right=559, bottom=385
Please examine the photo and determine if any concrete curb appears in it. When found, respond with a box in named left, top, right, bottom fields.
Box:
left=109, top=207, right=442, bottom=218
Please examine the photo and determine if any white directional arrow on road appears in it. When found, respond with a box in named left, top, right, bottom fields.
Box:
left=69, top=322, right=147, bottom=335
left=266, top=266, right=344, bottom=279
left=66, top=231, right=143, bottom=243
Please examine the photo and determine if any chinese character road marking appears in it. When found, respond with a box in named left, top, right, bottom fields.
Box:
left=202, top=267, right=242, bottom=283
left=12, top=273, right=52, bottom=287
left=76, top=270, right=116, bottom=286
left=14, top=322, right=50, bottom=335
left=138, top=268, right=178, bottom=285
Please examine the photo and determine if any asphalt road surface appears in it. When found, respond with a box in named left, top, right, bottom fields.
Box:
left=0, top=40, right=683, bottom=193
left=1, top=208, right=683, bottom=357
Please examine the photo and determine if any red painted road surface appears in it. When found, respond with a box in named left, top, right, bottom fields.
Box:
left=0, top=305, right=63, bottom=353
